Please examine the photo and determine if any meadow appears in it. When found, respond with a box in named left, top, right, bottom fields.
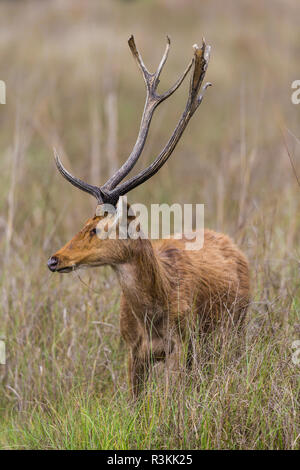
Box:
left=0, top=0, right=299, bottom=449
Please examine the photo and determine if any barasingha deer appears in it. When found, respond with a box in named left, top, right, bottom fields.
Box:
left=47, top=36, right=250, bottom=398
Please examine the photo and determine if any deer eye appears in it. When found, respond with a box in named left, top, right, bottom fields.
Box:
left=90, top=228, right=97, bottom=236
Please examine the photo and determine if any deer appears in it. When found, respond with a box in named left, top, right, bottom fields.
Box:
left=47, top=36, right=250, bottom=398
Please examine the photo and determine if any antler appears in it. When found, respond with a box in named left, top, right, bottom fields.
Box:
left=54, top=36, right=211, bottom=206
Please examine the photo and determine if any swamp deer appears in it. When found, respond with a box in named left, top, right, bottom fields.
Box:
left=47, top=37, right=250, bottom=398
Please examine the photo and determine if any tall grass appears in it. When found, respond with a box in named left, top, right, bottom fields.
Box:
left=0, top=0, right=300, bottom=449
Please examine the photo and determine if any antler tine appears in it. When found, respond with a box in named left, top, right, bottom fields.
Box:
left=155, top=35, right=171, bottom=83
left=53, top=148, right=106, bottom=204
left=128, top=35, right=151, bottom=84
left=189, top=39, right=211, bottom=113
left=158, top=57, right=193, bottom=102
left=108, top=39, right=211, bottom=199
left=102, top=36, right=193, bottom=193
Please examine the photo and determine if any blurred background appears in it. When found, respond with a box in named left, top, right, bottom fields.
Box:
left=1, top=0, right=300, bottom=238
left=0, top=0, right=299, bottom=449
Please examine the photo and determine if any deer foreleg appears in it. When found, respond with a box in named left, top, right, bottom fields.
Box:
left=128, top=349, right=150, bottom=399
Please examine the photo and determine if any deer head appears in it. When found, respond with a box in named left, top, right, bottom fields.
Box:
left=47, top=36, right=211, bottom=273
left=47, top=199, right=137, bottom=272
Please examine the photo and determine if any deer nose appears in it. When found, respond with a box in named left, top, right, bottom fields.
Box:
left=47, top=256, right=58, bottom=272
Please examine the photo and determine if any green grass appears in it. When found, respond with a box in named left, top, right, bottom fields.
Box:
left=1, top=335, right=299, bottom=450
left=0, top=285, right=299, bottom=449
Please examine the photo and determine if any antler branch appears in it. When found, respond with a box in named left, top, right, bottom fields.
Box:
left=54, top=37, right=211, bottom=206
left=101, top=35, right=193, bottom=192
left=108, top=39, right=211, bottom=199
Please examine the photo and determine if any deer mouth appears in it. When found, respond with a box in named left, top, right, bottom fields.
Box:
left=56, top=266, right=74, bottom=273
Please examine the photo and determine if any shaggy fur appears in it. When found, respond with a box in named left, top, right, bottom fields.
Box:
left=49, top=208, right=250, bottom=398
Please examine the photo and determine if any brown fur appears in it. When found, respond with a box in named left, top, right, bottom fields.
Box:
left=50, top=207, right=250, bottom=398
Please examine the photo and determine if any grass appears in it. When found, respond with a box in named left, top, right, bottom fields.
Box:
left=0, top=0, right=300, bottom=449
left=0, top=314, right=299, bottom=449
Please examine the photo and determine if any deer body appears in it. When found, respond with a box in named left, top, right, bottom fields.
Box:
left=115, top=229, right=249, bottom=396
left=47, top=36, right=251, bottom=398
left=51, top=213, right=250, bottom=397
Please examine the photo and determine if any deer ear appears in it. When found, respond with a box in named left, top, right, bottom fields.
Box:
left=96, top=203, right=116, bottom=217
left=127, top=201, right=136, bottom=223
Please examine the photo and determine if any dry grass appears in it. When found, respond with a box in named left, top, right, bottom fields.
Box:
left=0, top=0, right=299, bottom=449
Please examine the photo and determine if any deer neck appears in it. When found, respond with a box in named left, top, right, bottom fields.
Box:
left=113, top=238, right=170, bottom=314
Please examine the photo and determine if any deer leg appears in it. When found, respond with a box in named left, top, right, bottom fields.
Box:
left=186, top=338, right=194, bottom=370
left=128, top=349, right=150, bottom=399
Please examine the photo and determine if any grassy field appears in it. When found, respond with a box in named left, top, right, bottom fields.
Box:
left=0, top=0, right=299, bottom=449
